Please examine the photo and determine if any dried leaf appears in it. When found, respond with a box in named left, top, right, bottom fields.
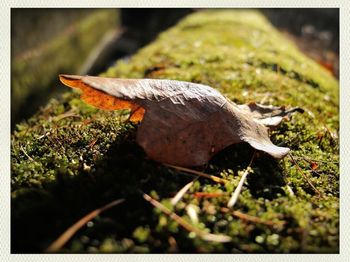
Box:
left=60, top=74, right=303, bottom=167
left=310, top=162, right=318, bottom=170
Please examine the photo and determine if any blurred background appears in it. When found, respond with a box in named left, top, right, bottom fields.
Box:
left=11, top=8, right=339, bottom=128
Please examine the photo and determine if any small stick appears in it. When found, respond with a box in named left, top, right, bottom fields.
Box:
left=288, top=153, right=322, bottom=196
left=260, top=92, right=271, bottom=104
left=221, top=207, right=285, bottom=229
left=45, top=198, right=125, bottom=253
left=168, top=236, right=178, bottom=252
left=88, top=138, right=98, bottom=149
left=194, top=192, right=226, bottom=198
left=286, top=184, right=295, bottom=197
left=20, top=145, right=34, bottom=161
left=227, top=152, right=256, bottom=208
left=171, top=177, right=198, bottom=206
left=319, top=119, right=338, bottom=145
left=164, top=164, right=228, bottom=184
left=142, top=192, right=231, bottom=243
left=53, top=110, right=80, bottom=122
left=291, top=155, right=338, bottom=164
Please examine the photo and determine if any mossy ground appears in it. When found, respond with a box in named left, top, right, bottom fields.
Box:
left=11, top=10, right=339, bottom=253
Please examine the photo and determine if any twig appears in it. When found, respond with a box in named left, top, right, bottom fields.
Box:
left=53, top=110, right=81, bottom=122
left=88, top=138, right=98, bottom=149
left=45, top=198, right=125, bottom=253
left=194, top=192, right=226, bottom=198
left=288, top=153, right=322, bottom=196
left=20, top=145, right=34, bottom=161
left=319, top=119, right=338, bottom=145
left=186, top=204, right=199, bottom=224
left=142, top=192, right=231, bottom=243
left=286, top=184, right=295, bottom=197
left=259, top=92, right=271, bottom=104
left=221, top=207, right=285, bottom=229
left=291, top=155, right=338, bottom=164
left=171, top=177, right=198, bottom=206
left=227, top=152, right=256, bottom=208
left=164, top=164, right=228, bottom=184
left=36, top=131, right=50, bottom=140
left=168, top=236, right=178, bottom=252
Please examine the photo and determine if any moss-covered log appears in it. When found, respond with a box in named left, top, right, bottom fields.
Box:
left=11, top=9, right=119, bottom=125
left=11, top=10, right=338, bottom=253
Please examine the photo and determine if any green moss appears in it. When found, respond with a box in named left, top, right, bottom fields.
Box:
left=11, top=10, right=338, bottom=253
left=12, top=9, right=119, bottom=123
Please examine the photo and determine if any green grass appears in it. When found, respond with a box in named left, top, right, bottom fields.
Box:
left=11, top=10, right=339, bottom=253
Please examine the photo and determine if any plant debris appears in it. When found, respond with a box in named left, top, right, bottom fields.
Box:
left=142, top=192, right=232, bottom=243
left=60, top=74, right=303, bottom=167
left=46, top=198, right=125, bottom=253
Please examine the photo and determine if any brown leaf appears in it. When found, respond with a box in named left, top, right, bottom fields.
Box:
left=310, top=162, right=318, bottom=170
left=59, top=75, right=145, bottom=121
left=59, top=74, right=303, bottom=167
left=238, top=102, right=304, bottom=127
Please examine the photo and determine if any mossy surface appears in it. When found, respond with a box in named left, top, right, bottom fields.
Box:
left=11, top=10, right=339, bottom=253
left=11, top=9, right=119, bottom=125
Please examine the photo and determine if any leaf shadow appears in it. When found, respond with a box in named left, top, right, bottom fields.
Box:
left=11, top=128, right=194, bottom=253
left=12, top=128, right=288, bottom=253
left=209, top=143, right=287, bottom=200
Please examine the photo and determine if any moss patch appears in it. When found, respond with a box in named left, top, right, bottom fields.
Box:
left=11, top=9, right=119, bottom=125
left=11, top=10, right=338, bottom=253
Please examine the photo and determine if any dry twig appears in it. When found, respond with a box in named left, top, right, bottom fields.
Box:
left=171, top=177, right=198, bottom=206
left=142, top=192, right=231, bottom=243
left=194, top=192, right=226, bottom=198
left=20, top=145, right=34, bottom=161
left=164, top=164, right=228, bottom=184
left=45, top=198, right=125, bottom=253
left=221, top=207, right=285, bottom=229
left=288, top=153, right=322, bottom=196
left=227, top=152, right=256, bottom=208
left=53, top=110, right=81, bottom=122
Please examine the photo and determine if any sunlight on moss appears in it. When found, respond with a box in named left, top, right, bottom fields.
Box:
left=12, top=10, right=338, bottom=253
